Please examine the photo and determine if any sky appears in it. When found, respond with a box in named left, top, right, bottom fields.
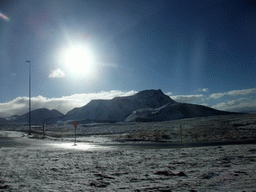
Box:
left=0, top=0, right=256, bottom=117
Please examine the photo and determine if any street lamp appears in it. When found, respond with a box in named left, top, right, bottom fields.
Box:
left=26, top=61, right=31, bottom=135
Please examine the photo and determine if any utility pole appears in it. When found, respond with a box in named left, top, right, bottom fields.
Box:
left=26, top=61, right=31, bottom=135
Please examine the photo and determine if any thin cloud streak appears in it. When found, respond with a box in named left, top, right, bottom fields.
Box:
left=170, top=94, right=204, bottom=103
left=209, top=88, right=256, bottom=99
left=198, top=88, right=209, bottom=92
left=213, top=98, right=256, bottom=112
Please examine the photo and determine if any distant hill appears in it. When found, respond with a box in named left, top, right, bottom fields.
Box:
left=50, top=109, right=64, bottom=117
left=63, top=89, right=176, bottom=122
left=16, top=108, right=64, bottom=123
left=0, top=117, right=9, bottom=126
left=125, top=102, right=236, bottom=122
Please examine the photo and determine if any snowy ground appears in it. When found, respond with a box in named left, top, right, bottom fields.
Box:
left=1, top=114, right=256, bottom=191
left=1, top=140, right=256, bottom=191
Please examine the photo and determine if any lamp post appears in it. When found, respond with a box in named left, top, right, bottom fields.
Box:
left=26, top=61, right=31, bottom=135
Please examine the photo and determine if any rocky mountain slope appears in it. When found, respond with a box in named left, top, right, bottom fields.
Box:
left=63, top=89, right=176, bottom=122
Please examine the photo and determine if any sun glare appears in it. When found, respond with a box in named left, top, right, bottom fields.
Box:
left=62, top=45, right=96, bottom=76
left=49, top=142, right=112, bottom=151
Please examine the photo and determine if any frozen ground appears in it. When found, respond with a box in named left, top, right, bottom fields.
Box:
left=1, top=140, right=256, bottom=191
left=1, top=114, right=256, bottom=191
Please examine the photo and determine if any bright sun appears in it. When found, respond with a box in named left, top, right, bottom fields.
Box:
left=62, top=45, right=95, bottom=76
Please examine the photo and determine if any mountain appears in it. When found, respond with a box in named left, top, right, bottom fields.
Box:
left=63, top=89, right=176, bottom=122
left=16, top=108, right=64, bottom=123
left=50, top=109, right=65, bottom=117
left=7, top=89, right=237, bottom=124
left=0, top=117, right=9, bottom=126
left=125, top=102, right=236, bottom=122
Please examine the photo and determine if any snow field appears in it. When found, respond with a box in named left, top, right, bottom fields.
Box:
left=1, top=144, right=256, bottom=191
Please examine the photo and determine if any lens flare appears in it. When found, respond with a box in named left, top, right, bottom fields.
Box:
left=0, top=12, right=10, bottom=21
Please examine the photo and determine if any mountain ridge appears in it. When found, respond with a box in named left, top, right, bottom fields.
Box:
left=63, top=89, right=176, bottom=122
left=3, top=89, right=239, bottom=124
left=14, top=108, right=64, bottom=123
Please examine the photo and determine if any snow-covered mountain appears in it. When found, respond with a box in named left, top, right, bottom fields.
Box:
left=63, top=89, right=176, bottom=122
left=4, top=89, right=237, bottom=125
left=125, top=102, right=236, bottom=122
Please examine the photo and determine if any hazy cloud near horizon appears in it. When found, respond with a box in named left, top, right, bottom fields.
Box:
left=212, top=97, right=256, bottom=112
left=170, top=94, right=204, bottom=103
left=0, top=88, right=255, bottom=118
left=209, top=88, right=256, bottom=99
left=0, top=90, right=137, bottom=117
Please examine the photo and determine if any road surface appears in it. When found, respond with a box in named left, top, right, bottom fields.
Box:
left=1, top=131, right=256, bottom=150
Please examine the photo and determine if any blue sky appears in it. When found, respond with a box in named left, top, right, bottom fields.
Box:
left=0, top=0, right=256, bottom=117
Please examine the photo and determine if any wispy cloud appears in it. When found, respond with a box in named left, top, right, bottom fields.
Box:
left=213, top=99, right=241, bottom=110
left=165, top=92, right=172, bottom=96
left=209, top=88, right=256, bottom=99
left=49, top=68, right=66, bottom=78
left=170, top=94, right=204, bottom=103
left=0, top=90, right=137, bottom=117
left=213, top=98, right=256, bottom=112
left=198, top=88, right=209, bottom=92
left=169, top=87, right=256, bottom=112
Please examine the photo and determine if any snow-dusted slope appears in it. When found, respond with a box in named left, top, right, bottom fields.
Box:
left=125, top=102, right=235, bottom=122
left=63, top=89, right=176, bottom=122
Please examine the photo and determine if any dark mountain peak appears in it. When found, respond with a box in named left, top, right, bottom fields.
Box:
left=134, top=89, right=164, bottom=98
left=33, top=108, right=49, bottom=113
left=50, top=109, right=64, bottom=117
left=133, top=89, right=176, bottom=107
left=63, top=89, right=175, bottom=122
